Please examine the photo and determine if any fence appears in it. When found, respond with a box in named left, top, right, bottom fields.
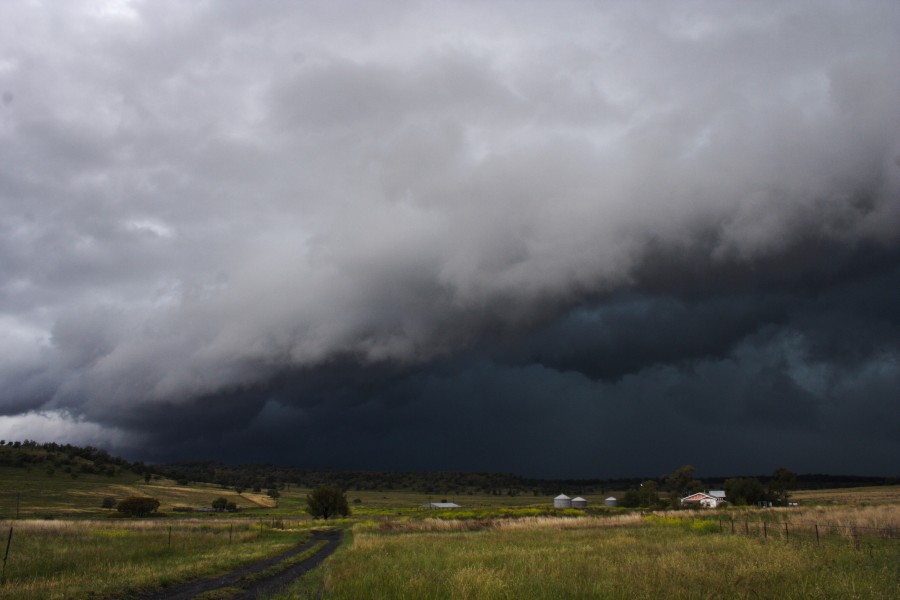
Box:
left=710, top=517, right=900, bottom=550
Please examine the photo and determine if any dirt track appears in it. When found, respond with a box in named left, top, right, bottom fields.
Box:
left=132, top=528, right=343, bottom=600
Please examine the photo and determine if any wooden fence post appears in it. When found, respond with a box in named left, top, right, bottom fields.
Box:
left=784, top=522, right=789, bottom=542
left=815, top=523, right=819, bottom=546
left=168, top=526, right=172, bottom=550
left=2, top=527, right=12, bottom=582
left=763, top=521, right=767, bottom=540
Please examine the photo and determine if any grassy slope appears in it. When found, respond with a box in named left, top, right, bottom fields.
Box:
left=0, top=466, right=277, bottom=518
left=1, top=463, right=627, bottom=519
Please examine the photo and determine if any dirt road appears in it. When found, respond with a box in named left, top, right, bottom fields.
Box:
left=132, top=528, right=343, bottom=600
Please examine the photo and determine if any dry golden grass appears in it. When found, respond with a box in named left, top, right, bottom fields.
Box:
left=791, top=485, right=900, bottom=506
left=376, top=513, right=647, bottom=533
left=781, top=505, right=900, bottom=532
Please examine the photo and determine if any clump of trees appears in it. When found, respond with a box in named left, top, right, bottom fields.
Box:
left=620, top=480, right=667, bottom=509
left=306, top=485, right=350, bottom=520
left=725, top=468, right=798, bottom=506
left=211, top=497, right=238, bottom=512
left=116, top=496, right=160, bottom=517
left=724, top=477, right=767, bottom=505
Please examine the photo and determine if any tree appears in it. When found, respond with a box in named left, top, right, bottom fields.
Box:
left=267, top=488, right=281, bottom=499
left=101, top=496, right=116, bottom=509
left=620, top=489, right=641, bottom=508
left=665, top=465, right=699, bottom=501
left=212, top=497, right=228, bottom=512
left=116, top=496, right=160, bottom=517
left=638, top=480, right=660, bottom=508
left=769, top=467, right=797, bottom=505
left=306, top=485, right=350, bottom=520
left=724, top=477, right=767, bottom=506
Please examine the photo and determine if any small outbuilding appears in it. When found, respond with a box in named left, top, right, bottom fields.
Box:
left=554, top=494, right=572, bottom=508
left=571, top=497, right=588, bottom=509
left=604, top=497, right=618, bottom=508
left=423, top=502, right=461, bottom=509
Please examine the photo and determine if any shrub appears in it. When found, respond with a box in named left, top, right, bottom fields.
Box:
left=116, top=496, right=160, bottom=517
left=101, top=497, right=116, bottom=509
left=211, top=497, right=228, bottom=512
left=306, top=485, right=350, bottom=520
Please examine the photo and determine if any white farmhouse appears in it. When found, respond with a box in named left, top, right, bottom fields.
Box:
left=680, top=491, right=726, bottom=508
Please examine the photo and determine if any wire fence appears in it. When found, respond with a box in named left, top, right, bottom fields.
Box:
left=709, top=517, right=900, bottom=550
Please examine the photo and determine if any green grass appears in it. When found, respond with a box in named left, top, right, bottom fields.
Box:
left=297, top=520, right=899, bottom=600
left=0, top=466, right=279, bottom=518
left=0, top=519, right=309, bottom=599
left=0, top=464, right=620, bottom=521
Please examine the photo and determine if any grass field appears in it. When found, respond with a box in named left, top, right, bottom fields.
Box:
left=791, top=485, right=900, bottom=506
left=0, top=466, right=278, bottom=518
left=0, top=519, right=311, bottom=599
left=280, top=511, right=900, bottom=599
left=3, top=462, right=899, bottom=599
left=0, top=465, right=618, bottom=519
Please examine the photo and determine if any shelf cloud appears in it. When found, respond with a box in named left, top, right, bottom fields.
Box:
left=1, top=0, right=899, bottom=476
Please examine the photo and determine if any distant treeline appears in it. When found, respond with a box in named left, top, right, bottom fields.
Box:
left=0, top=439, right=147, bottom=478
left=154, top=460, right=619, bottom=495
left=154, top=461, right=897, bottom=496
left=0, top=440, right=895, bottom=494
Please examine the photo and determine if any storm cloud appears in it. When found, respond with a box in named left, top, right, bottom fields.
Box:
left=1, top=0, right=899, bottom=477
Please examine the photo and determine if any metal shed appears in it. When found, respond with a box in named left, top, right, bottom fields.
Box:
left=571, top=497, right=587, bottom=509
left=554, top=494, right=572, bottom=508
left=604, top=497, right=618, bottom=507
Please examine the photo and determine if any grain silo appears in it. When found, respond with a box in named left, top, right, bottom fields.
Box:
left=554, top=494, right=572, bottom=508
left=604, top=496, right=617, bottom=507
left=571, top=497, right=587, bottom=509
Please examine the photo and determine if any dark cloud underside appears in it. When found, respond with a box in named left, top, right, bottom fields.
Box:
left=1, top=1, right=898, bottom=477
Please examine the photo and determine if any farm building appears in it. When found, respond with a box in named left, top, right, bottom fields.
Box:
left=571, top=497, right=587, bottom=508
left=423, top=502, right=461, bottom=508
left=680, top=491, right=726, bottom=508
left=554, top=494, right=572, bottom=508
left=604, top=497, right=618, bottom=507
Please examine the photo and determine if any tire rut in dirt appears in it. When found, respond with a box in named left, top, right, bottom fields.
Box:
left=131, top=529, right=342, bottom=600
left=232, top=529, right=342, bottom=599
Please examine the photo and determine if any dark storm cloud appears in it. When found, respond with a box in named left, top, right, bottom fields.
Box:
left=1, top=1, right=899, bottom=476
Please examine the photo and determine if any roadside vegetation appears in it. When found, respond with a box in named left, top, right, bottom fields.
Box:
left=0, top=519, right=311, bottom=599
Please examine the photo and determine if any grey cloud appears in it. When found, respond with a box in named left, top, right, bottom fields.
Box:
left=1, top=1, right=899, bottom=475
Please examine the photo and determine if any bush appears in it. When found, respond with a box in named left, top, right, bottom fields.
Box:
left=306, top=485, right=350, bottom=520
left=212, top=497, right=228, bottom=511
left=101, top=497, right=116, bottom=509
left=116, top=496, right=160, bottom=517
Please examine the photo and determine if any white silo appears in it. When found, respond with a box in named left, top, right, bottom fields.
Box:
left=604, top=497, right=618, bottom=508
left=571, top=497, right=588, bottom=509
left=554, top=494, right=572, bottom=508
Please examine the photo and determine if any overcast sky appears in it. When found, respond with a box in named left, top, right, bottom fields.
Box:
left=1, top=0, right=899, bottom=478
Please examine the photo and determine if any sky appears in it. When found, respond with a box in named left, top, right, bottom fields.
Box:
left=1, top=0, right=899, bottom=479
